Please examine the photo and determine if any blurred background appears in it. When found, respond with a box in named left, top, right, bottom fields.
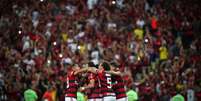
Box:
left=0, top=0, right=201, bottom=101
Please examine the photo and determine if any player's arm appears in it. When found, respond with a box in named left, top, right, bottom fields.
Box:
left=87, top=67, right=98, bottom=74
left=74, top=67, right=89, bottom=75
left=106, top=71, right=122, bottom=76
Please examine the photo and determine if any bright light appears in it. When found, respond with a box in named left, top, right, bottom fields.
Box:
left=78, top=46, right=81, bottom=50
left=47, top=60, right=51, bottom=64
left=40, top=0, right=44, bottom=2
left=81, top=87, right=85, bottom=91
left=59, top=53, right=63, bottom=58
left=112, top=0, right=116, bottom=4
left=145, top=38, right=149, bottom=43
left=18, top=30, right=22, bottom=34
left=137, top=56, right=141, bottom=61
left=53, top=42, right=57, bottom=46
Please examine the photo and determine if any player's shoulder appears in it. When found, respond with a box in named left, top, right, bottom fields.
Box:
left=97, top=70, right=104, bottom=75
left=68, top=71, right=75, bottom=76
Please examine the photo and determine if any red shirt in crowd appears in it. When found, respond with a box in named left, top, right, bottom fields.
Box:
left=42, top=91, right=53, bottom=101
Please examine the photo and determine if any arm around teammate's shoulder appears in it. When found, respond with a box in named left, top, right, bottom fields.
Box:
left=106, top=71, right=122, bottom=76
left=87, top=67, right=98, bottom=74
left=74, top=67, right=89, bottom=75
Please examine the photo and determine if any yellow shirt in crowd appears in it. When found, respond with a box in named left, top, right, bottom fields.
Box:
left=61, top=32, right=68, bottom=42
left=159, top=46, right=168, bottom=60
left=50, top=90, right=56, bottom=101
left=134, top=28, right=144, bottom=40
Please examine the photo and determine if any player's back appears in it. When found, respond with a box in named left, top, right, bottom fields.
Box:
left=112, top=74, right=127, bottom=100
left=97, top=71, right=116, bottom=101
left=87, top=72, right=102, bottom=101
left=65, top=71, right=78, bottom=98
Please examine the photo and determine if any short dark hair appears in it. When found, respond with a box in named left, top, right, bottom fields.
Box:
left=95, top=64, right=99, bottom=68
left=88, top=62, right=95, bottom=67
left=110, top=62, right=119, bottom=68
left=101, top=62, right=110, bottom=71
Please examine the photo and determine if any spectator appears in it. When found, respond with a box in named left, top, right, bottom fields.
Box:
left=0, top=0, right=201, bottom=100
left=126, top=86, right=138, bottom=101
left=159, top=44, right=168, bottom=61
left=24, top=85, right=38, bottom=101
left=187, top=88, right=195, bottom=101
left=87, top=0, right=98, bottom=10
left=42, top=86, right=53, bottom=101
left=170, top=93, right=185, bottom=101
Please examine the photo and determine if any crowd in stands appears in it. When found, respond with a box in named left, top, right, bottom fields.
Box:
left=0, top=0, right=201, bottom=100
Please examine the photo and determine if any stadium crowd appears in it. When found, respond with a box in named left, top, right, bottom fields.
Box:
left=0, top=0, right=201, bottom=101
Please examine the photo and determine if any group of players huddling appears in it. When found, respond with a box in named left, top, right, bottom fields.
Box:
left=65, top=61, right=128, bottom=101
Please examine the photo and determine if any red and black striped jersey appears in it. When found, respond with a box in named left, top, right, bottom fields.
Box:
left=97, top=70, right=114, bottom=97
left=65, top=71, right=78, bottom=98
left=87, top=72, right=102, bottom=99
left=112, top=75, right=127, bottom=99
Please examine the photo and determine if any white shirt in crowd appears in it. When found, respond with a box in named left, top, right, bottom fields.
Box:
left=116, top=0, right=124, bottom=9
left=65, top=4, right=76, bottom=15
left=87, top=0, right=98, bottom=10
left=136, top=19, right=145, bottom=28
left=91, top=50, right=99, bottom=59
left=32, top=10, right=39, bottom=28
left=22, top=36, right=31, bottom=51
left=62, top=57, right=73, bottom=65
left=23, top=58, right=35, bottom=70
left=187, top=89, right=194, bottom=101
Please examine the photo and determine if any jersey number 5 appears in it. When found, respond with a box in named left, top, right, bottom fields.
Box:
left=66, top=77, right=69, bottom=88
left=106, top=75, right=112, bottom=88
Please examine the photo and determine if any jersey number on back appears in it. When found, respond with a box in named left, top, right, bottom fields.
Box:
left=106, top=73, right=112, bottom=88
left=66, top=77, right=69, bottom=88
